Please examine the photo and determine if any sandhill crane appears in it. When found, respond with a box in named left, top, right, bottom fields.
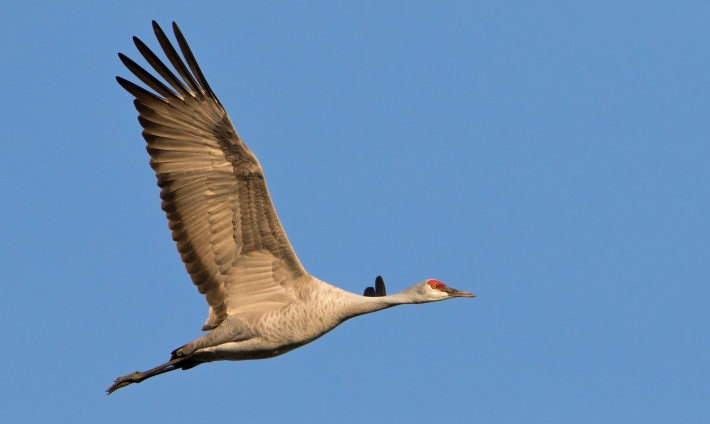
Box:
left=108, top=21, right=475, bottom=394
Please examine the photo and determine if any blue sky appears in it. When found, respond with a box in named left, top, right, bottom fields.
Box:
left=2, top=1, right=708, bottom=422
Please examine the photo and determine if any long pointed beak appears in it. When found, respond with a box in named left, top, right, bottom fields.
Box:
left=444, top=287, right=476, bottom=298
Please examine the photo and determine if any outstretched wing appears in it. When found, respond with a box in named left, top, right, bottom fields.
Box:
left=363, top=276, right=387, bottom=297
left=118, top=21, right=308, bottom=330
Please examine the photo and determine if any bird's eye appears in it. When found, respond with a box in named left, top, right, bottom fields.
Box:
left=431, top=284, right=438, bottom=289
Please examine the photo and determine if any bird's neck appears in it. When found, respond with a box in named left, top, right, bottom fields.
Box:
left=336, top=290, right=416, bottom=321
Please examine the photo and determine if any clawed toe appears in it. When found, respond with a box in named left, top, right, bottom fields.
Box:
left=106, top=371, right=144, bottom=394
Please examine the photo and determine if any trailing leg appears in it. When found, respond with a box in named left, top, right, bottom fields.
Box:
left=106, top=356, right=200, bottom=394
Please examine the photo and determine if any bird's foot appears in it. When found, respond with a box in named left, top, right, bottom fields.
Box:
left=106, top=371, right=143, bottom=394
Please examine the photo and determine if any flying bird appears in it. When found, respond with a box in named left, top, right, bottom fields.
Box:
left=108, top=21, right=475, bottom=394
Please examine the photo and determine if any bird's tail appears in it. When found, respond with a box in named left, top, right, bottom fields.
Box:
left=106, top=355, right=200, bottom=394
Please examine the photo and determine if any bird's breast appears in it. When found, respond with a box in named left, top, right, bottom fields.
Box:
left=253, top=289, right=351, bottom=346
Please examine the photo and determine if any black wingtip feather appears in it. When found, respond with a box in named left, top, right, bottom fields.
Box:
left=171, top=21, right=218, bottom=102
left=116, top=76, right=167, bottom=106
left=133, top=34, right=191, bottom=97
left=375, top=275, right=386, bottom=296
left=118, top=53, right=177, bottom=100
left=364, top=276, right=387, bottom=297
left=151, top=21, right=202, bottom=96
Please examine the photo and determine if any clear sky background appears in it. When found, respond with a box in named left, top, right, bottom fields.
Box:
left=1, top=1, right=708, bottom=422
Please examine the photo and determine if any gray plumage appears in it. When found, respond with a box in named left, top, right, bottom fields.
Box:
left=108, top=21, right=474, bottom=394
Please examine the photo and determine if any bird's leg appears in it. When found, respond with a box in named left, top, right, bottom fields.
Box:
left=106, top=357, right=185, bottom=394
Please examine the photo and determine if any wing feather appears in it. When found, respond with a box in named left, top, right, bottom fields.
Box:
left=118, top=21, right=309, bottom=330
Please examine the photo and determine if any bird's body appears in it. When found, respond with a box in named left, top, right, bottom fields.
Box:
left=108, top=21, right=474, bottom=394
left=180, top=281, right=401, bottom=362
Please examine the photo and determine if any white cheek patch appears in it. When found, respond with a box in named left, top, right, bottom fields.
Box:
left=428, top=285, right=448, bottom=298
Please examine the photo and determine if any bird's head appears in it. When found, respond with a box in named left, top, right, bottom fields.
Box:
left=404, top=279, right=476, bottom=303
